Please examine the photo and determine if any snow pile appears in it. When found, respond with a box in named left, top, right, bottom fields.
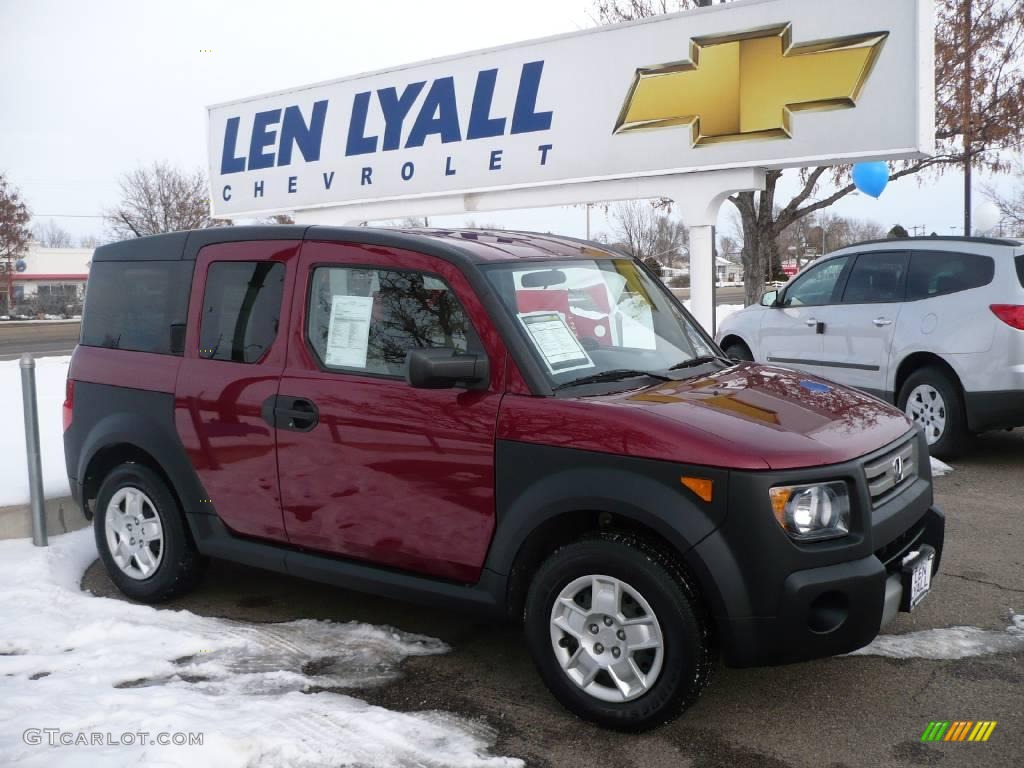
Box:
left=0, top=356, right=71, bottom=507
left=0, top=530, right=519, bottom=768
left=850, top=612, right=1024, bottom=660
left=930, top=457, right=954, bottom=477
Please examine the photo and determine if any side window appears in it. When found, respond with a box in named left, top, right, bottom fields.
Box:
left=783, top=256, right=849, bottom=307
left=199, top=261, right=285, bottom=363
left=1017, top=255, right=1024, bottom=288
left=306, top=267, right=479, bottom=377
left=81, top=260, right=194, bottom=355
left=841, top=252, right=909, bottom=304
left=906, top=252, right=995, bottom=300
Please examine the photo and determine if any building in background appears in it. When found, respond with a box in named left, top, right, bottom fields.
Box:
left=0, top=243, right=91, bottom=318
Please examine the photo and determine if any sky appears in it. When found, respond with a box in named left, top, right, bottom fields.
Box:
left=0, top=0, right=1017, bottom=247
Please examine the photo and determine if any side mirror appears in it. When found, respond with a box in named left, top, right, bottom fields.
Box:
left=760, top=290, right=779, bottom=307
left=406, top=347, right=489, bottom=390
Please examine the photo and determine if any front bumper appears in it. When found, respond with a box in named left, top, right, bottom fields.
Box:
left=684, top=430, right=946, bottom=668
left=720, top=507, right=944, bottom=666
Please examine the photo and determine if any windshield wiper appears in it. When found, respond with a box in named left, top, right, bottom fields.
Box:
left=667, top=354, right=729, bottom=371
left=554, top=369, right=671, bottom=391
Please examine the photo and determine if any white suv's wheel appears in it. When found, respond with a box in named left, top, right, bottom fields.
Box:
left=898, top=367, right=968, bottom=460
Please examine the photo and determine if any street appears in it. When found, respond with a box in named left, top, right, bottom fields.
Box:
left=0, top=322, right=80, bottom=362
left=82, top=429, right=1024, bottom=768
left=670, top=285, right=749, bottom=307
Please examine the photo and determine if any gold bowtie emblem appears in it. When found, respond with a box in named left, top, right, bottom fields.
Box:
left=614, top=24, right=888, bottom=146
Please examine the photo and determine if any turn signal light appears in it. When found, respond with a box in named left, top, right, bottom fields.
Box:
left=681, top=476, right=713, bottom=502
left=990, top=304, right=1024, bottom=330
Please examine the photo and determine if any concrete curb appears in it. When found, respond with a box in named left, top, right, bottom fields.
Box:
left=0, top=496, right=90, bottom=540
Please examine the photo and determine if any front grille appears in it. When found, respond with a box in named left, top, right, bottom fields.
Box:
left=864, top=438, right=917, bottom=507
left=875, top=515, right=927, bottom=573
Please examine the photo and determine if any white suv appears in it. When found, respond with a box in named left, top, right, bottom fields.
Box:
left=716, top=237, right=1024, bottom=458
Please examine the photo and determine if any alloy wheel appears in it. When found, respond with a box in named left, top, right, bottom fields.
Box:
left=905, top=384, right=947, bottom=445
left=104, top=487, right=164, bottom=580
left=549, top=574, right=664, bottom=703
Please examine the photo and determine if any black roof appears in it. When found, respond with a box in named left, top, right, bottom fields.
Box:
left=91, top=225, right=623, bottom=265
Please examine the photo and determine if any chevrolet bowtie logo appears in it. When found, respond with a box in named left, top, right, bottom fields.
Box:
left=614, top=24, right=888, bottom=146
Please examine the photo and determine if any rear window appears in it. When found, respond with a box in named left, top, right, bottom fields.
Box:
left=81, top=260, right=194, bottom=355
left=906, top=252, right=994, bottom=300
left=1016, top=255, right=1024, bottom=288
left=199, top=261, right=285, bottom=363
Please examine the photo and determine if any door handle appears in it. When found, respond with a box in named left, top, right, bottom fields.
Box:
left=873, top=317, right=894, bottom=327
left=805, top=318, right=818, bottom=327
left=261, top=395, right=319, bottom=432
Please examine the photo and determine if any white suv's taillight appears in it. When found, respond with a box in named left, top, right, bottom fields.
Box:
left=63, top=378, right=74, bottom=432
left=990, top=304, right=1024, bottom=330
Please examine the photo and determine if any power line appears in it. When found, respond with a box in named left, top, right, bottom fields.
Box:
left=31, top=214, right=105, bottom=219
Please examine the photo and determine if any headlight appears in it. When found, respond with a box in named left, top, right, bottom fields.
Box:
left=769, top=482, right=850, bottom=541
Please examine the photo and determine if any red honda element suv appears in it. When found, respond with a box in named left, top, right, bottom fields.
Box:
left=64, top=226, right=944, bottom=730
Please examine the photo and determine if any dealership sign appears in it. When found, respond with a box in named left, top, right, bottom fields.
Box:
left=207, top=0, right=933, bottom=219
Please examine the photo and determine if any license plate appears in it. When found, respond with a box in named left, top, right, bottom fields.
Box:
left=903, top=550, right=934, bottom=611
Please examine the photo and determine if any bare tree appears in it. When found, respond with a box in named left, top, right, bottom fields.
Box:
left=1, top=173, right=32, bottom=313
left=79, top=234, right=103, bottom=248
left=105, top=162, right=228, bottom=239
left=261, top=214, right=295, bottom=225
left=610, top=200, right=659, bottom=261
left=596, top=0, right=1024, bottom=304
left=33, top=219, right=74, bottom=248
left=983, top=162, right=1024, bottom=236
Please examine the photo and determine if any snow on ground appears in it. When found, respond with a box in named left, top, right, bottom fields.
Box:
left=0, top=530, right=519, bottom=768
left=0, top=356, right=71, bottom=507
left=930, top=457, right=954, bottom=477
left=850, top=612, right=1024, bottom=660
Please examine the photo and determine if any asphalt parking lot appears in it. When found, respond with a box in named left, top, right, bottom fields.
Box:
left=81, top=429, right=1023, bottom=768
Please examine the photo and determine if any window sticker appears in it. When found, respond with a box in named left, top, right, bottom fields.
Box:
left=518, top=311, right=595, bottom=374
left=325, top=294, right=373, bottom=368
left=422, top=275, right=447, bottom=291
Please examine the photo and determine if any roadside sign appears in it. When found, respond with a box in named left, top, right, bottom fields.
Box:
left=207, top=0, right=933, bottom=220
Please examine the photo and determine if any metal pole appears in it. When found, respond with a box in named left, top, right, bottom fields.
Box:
left=586, top=204, right=591, bottom=240
left=963, top=0, right=973, bottom=236
left=20, top=354, right=47, bottom=546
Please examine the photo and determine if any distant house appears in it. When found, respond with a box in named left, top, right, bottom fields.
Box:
left=1, top=243, right=91, bottom=316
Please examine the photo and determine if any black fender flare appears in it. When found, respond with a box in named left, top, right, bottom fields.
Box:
left=485, top=441, right=732, bottom=615
left=71, top=384, right=208, bottom=527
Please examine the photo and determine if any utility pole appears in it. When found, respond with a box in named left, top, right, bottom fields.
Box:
left=963, top=0, right=974, bottom=236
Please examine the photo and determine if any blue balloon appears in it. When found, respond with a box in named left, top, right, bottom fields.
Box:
left=852, top=162, right=890, bottom=199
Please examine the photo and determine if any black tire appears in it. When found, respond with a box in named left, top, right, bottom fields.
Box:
left=897, top=367, right=969, bottom=460
left=524, top=533, right=714, bottom=731
left=94, top=463, right=205, bottom=602
left=723, top=340, right=754, bottom=362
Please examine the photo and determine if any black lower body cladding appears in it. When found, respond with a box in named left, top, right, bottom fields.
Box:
left=964, top=389, right=1024, bottom=432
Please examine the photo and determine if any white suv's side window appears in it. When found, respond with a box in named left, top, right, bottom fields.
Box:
left=906, top=252, right=994, bottom=300
left=841, top=252, right=909, bottom=304
left=783, top=257, right=849, bottom=307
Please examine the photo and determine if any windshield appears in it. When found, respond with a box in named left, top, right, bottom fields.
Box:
left=484, top=258, right=718, bottom=389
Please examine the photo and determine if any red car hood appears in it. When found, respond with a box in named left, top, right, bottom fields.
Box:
left=596, top=363, right=913, bottom=470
